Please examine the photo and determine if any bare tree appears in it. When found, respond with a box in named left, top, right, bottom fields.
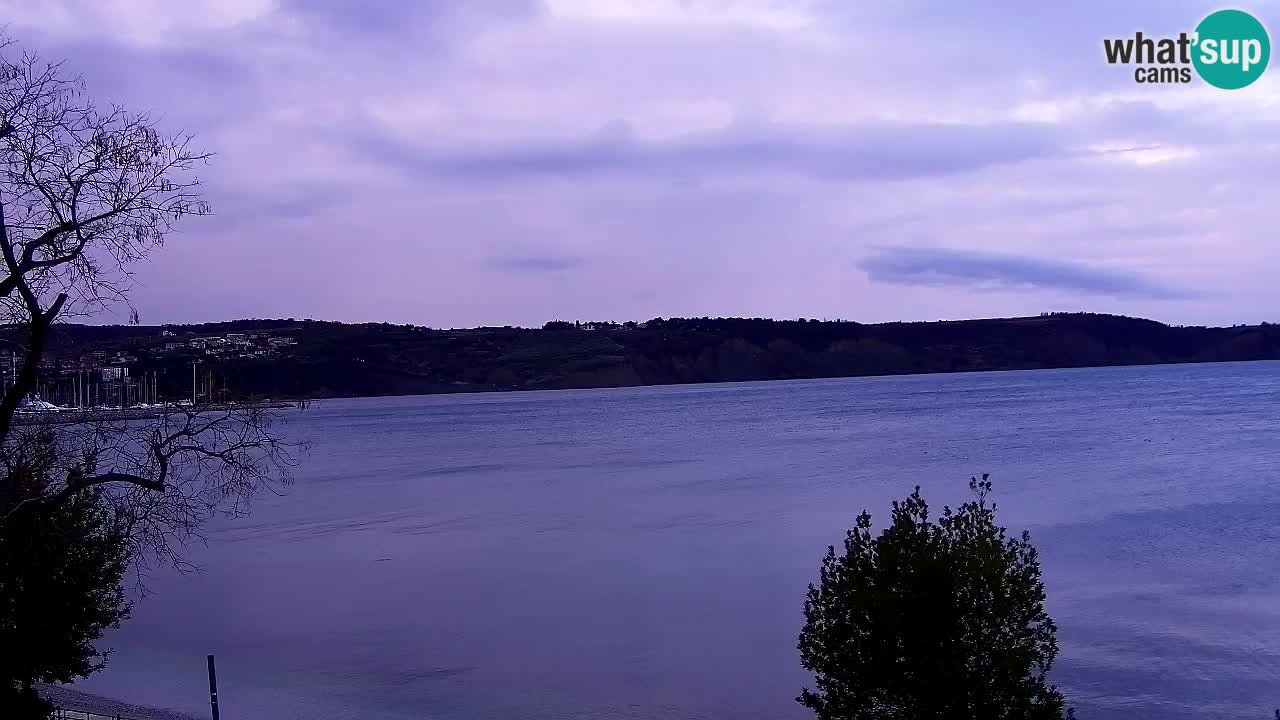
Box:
left=0, top=37, right=300, bottom=567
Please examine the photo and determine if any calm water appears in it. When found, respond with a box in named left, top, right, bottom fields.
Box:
left=74, top=362, right=1280, bottom=719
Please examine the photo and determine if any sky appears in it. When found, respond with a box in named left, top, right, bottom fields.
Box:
left=3, top=0, right=1279, bottom=328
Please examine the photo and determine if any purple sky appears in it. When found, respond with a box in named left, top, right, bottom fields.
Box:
left=7, top=1, right=1280, bottom=328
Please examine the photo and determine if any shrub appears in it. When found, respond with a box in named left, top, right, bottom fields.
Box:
left=797, top=475, right=1069, bottom=720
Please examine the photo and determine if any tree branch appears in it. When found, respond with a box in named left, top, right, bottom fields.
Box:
left=65, top=470, right=165, bottom=494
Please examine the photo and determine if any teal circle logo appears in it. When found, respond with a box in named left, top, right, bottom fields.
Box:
left=1193, top=9, right=1270, bottom=89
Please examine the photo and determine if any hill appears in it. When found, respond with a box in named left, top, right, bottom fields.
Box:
left=11, top=312, right=1280, bottom=400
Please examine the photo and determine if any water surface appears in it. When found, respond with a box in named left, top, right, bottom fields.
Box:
left=76, top=362, right=1280, bottom=719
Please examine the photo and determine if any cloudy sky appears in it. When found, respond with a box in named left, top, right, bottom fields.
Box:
left=4, top=0, right=1279, bottom=327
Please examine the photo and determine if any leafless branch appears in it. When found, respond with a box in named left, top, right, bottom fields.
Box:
left=0, top=40, right=210, bottom=443
left=0, top=35, right=303, bottom=581
left=4, top=401, right=303, bottom=573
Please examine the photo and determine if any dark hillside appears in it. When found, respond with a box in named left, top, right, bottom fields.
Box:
left=10, top=313, right=1279, bottom=400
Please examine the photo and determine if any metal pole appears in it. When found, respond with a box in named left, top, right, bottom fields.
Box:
left=207, top=654, right=220, bottom=720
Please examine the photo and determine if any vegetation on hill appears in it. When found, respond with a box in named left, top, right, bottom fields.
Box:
left=25, top=312, right=1280, bottom=399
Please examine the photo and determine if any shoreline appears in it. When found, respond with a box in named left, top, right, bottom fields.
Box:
left=270, top=356, right=1280, bottom=403
left=41, top=685, right=200, bottom=720
left=13, top=400, right=300, bottom=425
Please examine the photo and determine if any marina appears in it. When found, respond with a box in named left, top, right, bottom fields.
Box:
left=13, top=400, right=301, bottom=425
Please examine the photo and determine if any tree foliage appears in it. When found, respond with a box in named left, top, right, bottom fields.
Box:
left=798, top=475, right=1069, bottom=720
left=0, top=35, right=299, bottom=714
left=0, top=429, right=130, bottom=717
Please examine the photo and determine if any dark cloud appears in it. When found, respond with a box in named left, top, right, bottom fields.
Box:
left=858, top=246, right=1196, bottom=300
left=201, top=181, right=351, bottom=231
left=486, top=255, right=581, bottom=272
left=278, top=0, right=540, bottom=39
left=13, top=38, right=256, bottom=129
left=355, top=120, right=1060, bottom=183
left=279, top=0, right=441, bottom=33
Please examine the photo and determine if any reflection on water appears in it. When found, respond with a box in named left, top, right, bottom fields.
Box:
left=75, top=362, right=1280, bottom=719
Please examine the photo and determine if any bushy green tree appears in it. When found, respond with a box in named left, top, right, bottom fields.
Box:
left=798, top=475, right=1069, bottom=720
left=0, top=429, right=130, bottom=719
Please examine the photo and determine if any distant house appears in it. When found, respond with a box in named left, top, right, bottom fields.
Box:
left=99, top=367, right=128, bottom=381
left=164, top=342, right=184, bottom=352
left=160, top=329, right=176, bottom=337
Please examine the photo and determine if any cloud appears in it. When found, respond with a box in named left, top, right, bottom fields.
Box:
left=354, top=120, right=1060, bottom=183
left=277, top=0, right=540, bottom=41
left=0, top=0, right=1274, bottom=328
left=542, top=0, right=820, bottom=31
left=858, top=246, right=1197, bottom=300
left=486, top=255, right=582, bottom=272
left=0, top=0, right=274, bottom=47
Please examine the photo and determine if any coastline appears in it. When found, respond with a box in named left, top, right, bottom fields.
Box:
left=41, top=686, right=200, bottom=720
left=40, top=313, right=1280, bottom=401
left=271, top=356, right=1280, bottom=402
left=13, top=400, right=300, bottom=425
